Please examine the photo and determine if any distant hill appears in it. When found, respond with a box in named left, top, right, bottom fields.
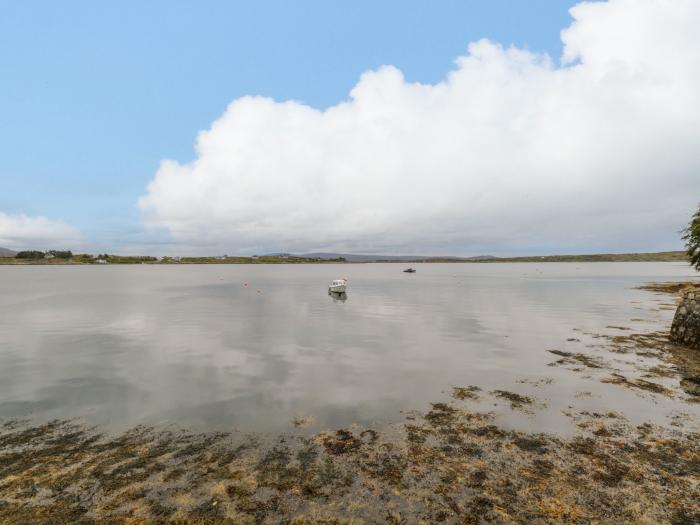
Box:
left=295, top=251, right=687, bottom=263
left=0, top=249, right=686, bottom=265
left=487, top=251, right=687, bottom=263
left=301, top=252, right=497, bottom=262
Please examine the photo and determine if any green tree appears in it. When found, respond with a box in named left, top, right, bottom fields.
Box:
left=15, top=251, right=45, bottom=259
left=683, top=203, right=700, bottom=270
left=47, top=250, right=73, bottom=259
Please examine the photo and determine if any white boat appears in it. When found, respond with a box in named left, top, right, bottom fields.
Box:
left=329, top=278, right=348, bottom=293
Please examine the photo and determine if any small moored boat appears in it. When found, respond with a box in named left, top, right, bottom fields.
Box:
left=328, top=290, right=347, bottom=302
left=329, top=278, right=348, bottom=293
left=403, top=268, right=416, bottom=273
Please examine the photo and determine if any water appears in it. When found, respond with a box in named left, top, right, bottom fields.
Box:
left=0, top=262, right=698, bottom=434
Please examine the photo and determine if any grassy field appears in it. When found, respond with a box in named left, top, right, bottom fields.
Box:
left=0, top=255, right=346, bottom=265
left=0, top=251, right=688, bottom=265
left=478, top=251, right=688, bottom=263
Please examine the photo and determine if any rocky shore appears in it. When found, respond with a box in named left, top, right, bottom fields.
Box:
left=671, top=285, right=700, bottom=350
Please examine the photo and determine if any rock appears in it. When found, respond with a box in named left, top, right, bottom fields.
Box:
left=670, top=290, right=700, bottom=350
left=680, top=375, right=700, bottom=396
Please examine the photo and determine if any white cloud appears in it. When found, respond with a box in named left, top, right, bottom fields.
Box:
left=139, top=0, right=700, bottom=255
left=0, top=212, right=83, bottom=251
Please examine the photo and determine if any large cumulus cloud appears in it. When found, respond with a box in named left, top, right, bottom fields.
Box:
left=0, top=212, right=83, bottom=251
left=139, top=0, right=700, bottom=255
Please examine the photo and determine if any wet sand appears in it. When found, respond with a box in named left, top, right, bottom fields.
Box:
left=1, top=282, right=699, bottom=524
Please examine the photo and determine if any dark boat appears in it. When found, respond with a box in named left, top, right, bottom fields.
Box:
left=403, top=268, right=416, bottom=273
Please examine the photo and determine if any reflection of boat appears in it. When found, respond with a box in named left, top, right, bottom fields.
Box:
left=328, top=290, right=347, bottom=302
left=403, top=268, right=416, bottom=273
left=329, top=278, right=348, bottom=292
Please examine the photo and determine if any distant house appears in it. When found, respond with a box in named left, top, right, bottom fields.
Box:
left=44, top=253, right=54, bottom=259
left=95, top=259, right=108, bottom=264
left=172, top=256, right=181, bottom=263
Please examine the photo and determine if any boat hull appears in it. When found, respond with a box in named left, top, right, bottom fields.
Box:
left=328, top=290, right=347, bottom=301
left=329, top=284, right=347, bottom=293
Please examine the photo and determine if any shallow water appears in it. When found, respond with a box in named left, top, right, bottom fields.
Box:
left=0, top=262, right=698, bottom=434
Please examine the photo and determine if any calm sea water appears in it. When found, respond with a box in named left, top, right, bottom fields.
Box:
left=0, top=262, right=698, bottom=434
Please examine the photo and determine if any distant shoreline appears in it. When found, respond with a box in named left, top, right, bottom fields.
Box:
left=0, top=251, right=688, bottom=265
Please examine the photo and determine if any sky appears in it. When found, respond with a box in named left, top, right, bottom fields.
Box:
left=1, top=0, right=698, bottom=256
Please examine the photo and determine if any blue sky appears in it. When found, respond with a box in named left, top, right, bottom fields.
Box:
left=1, top=1, right=697, bottom=255
left=0, top=1, right=578, bottom=252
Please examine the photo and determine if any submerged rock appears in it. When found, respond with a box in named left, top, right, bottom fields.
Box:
left=670, top=290, right=700, bottom=350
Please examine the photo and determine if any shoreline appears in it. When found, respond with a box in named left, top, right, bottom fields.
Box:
left=0, top=251, right=689, bottom=265
left=1, top=282, right=699, bottom=523
left=2, top=395, right=697, bottom=524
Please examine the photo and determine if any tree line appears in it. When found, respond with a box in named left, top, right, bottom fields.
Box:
left=16, top=250, right=73, bottom=259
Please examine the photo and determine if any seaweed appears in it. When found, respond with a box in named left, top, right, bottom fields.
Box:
left=490, top=390, right=534, bottom=409
left=451, top=385, right=481, bottom=401
left=0, top=405, right=698, bottom=524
